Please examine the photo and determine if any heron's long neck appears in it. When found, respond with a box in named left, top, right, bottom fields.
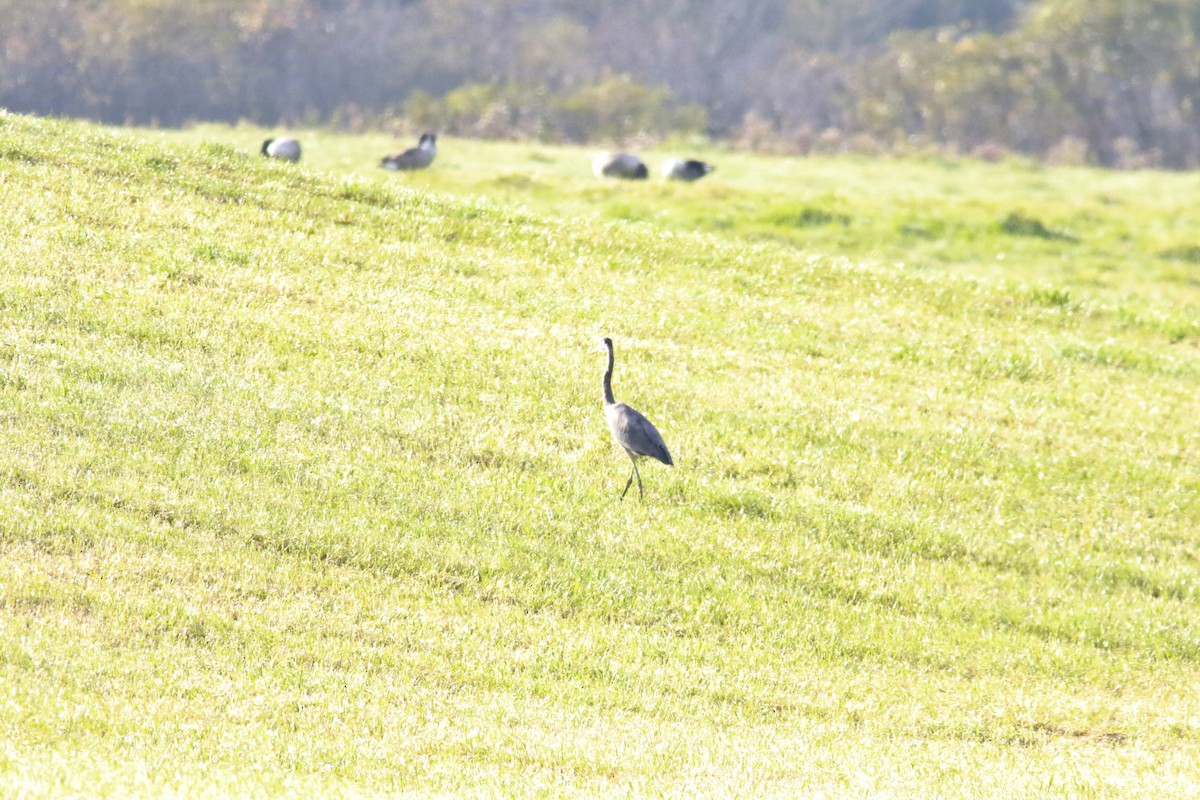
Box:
left=603, top=345, right=616, bottom=405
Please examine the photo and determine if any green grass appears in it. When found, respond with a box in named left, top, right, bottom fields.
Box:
left=2, top=111, right=1199, bottom=797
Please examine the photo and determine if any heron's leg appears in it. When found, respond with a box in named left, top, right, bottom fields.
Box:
left=633, top=461, right=644, bottom=500
left=621, top=463, right=635, bottom=500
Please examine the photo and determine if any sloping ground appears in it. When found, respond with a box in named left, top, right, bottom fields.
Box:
left=1, top=112, right=1199, bottom=798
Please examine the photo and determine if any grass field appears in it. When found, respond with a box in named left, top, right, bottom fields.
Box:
left=1, top=111, right=1199, bottom=798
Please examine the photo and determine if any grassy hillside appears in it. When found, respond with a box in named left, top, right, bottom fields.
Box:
left=174, top=123, right=1200, bottom=315
left=2, top=112, right=1199, bottom=798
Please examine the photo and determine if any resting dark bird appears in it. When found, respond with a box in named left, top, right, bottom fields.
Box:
left=600, top=337, right=673, bottom=500
left=662, top=158, right=714, bottom=181
left=593, top=152, right=649, bottom=180
left=261, top=137, right=301, bottom=162
left=381, top=133, right=437, bottom=170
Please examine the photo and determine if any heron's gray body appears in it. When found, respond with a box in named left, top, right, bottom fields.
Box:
left=261, top=137, right=301, bottom=162
left=602, top=337, right=672, bottom=499
left=606, top=402, right=672, bottom=464
left=382, top=133, right=437, bottom=170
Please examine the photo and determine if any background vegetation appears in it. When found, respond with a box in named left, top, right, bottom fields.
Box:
left=3, top=0, right=1200, bottom=166
left=2, top=111, right=1199, bottom=797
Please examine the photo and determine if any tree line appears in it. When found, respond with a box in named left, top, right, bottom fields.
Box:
left=2, top=0, right=1197, bottom=167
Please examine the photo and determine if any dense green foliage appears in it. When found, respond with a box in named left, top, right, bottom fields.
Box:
left=2, top=112, right=1200, bottom=797
left=4, top=0, right=1200, bottom=165
left=857, top=0, right=1200, bottom=168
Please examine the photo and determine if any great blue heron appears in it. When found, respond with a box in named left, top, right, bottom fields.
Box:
left=593, top=152, right=649, bottom=180
left=381, top=133, right=437, bottom=170
left=662, top=158, right=714, bottom=182
left=601, top=337, right=673, bottom=500
left=261, top=137, right=301, bottom=162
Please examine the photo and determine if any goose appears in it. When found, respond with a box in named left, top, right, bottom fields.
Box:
left=663, top=158, right=714, bottom=181
left=261, top=137, right=301, bottom=162
left=593, top=152, right=649, bottom=180
left=381, top=133, right=437, bottom=170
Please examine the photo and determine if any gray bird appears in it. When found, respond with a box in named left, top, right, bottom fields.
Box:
left=261, top=136, right=301, bottom=162
left=601, top=336, right=673, bottom=500
left=381, top=133, right=437, bottom=170
left=662, top=158, right=714, bottom=182
left=593, top=152, right=649, bottom=180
